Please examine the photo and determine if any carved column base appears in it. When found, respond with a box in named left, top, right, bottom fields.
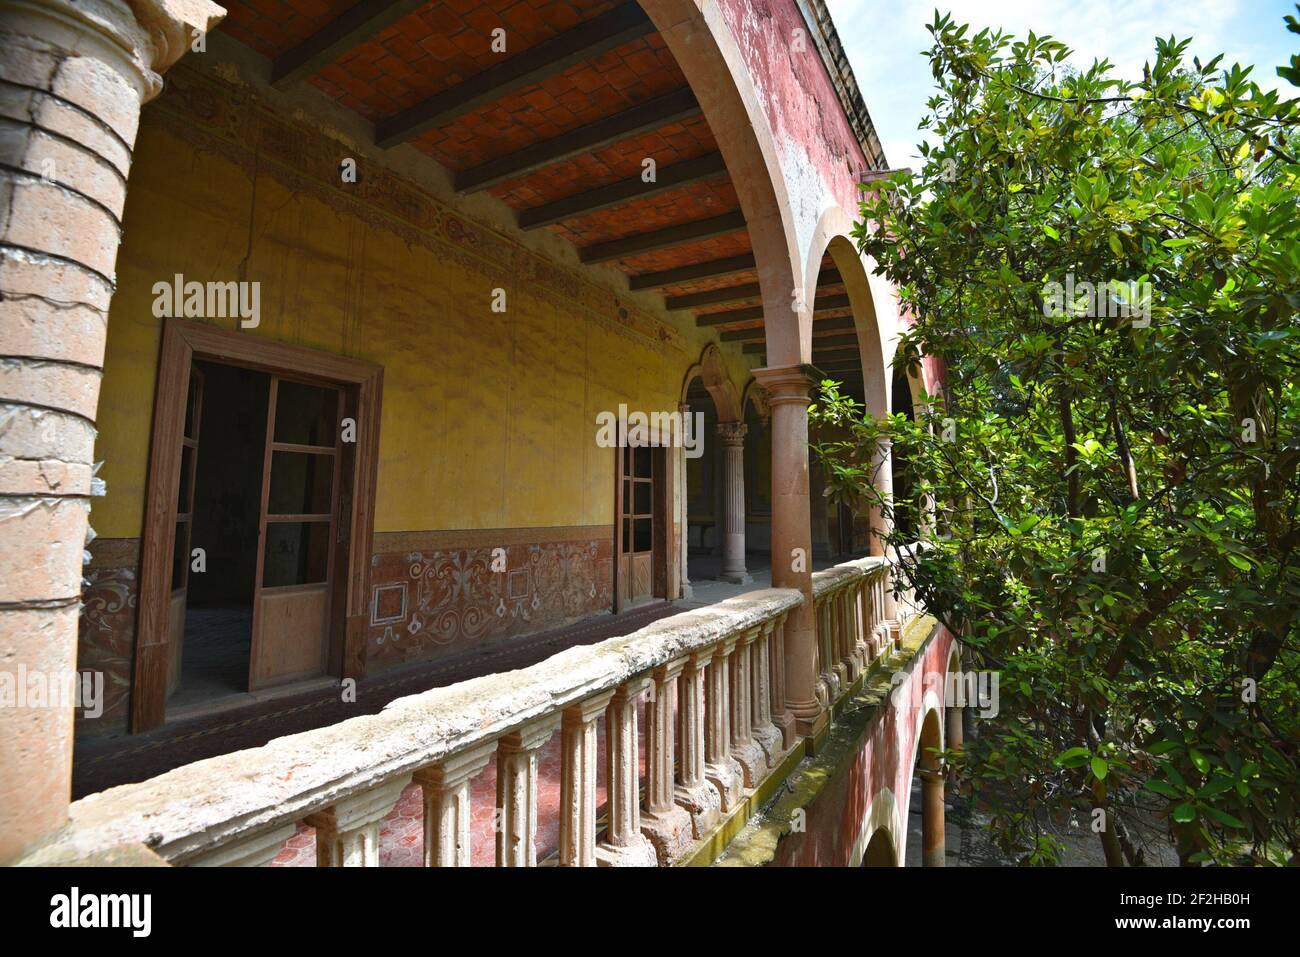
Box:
left=720, top=570, right=753, bottom=585
left=731, top=739, right=768, bottom=788
left=640, top=804, right=695, bottom=864
left=753, top=723, right=785, bottom=767
left=675, top=780, right=722, bottom=838
left=596, top=834, right=658, bottom=867
left=705, top=757, right=745, bottom=811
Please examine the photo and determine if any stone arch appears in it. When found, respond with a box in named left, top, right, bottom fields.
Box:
left=640, top=0, right=804, bottom=366
left=740, top=377, right=769, bottom=427
left=680, top=342, right=741, bottom=423
left=805, top=209, right=893, bottom=416
left=849, top=785, right=904, bottom=867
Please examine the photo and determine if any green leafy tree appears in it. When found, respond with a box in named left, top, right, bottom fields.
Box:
left=813, top=10, right=1300, bottom=864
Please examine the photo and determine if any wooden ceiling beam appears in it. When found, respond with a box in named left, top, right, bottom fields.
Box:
left=518, top=152, right=727, bottom=230
left=456, top=88, right=701, bottom=193
left=271, top=0, right=429, bottom=88
left=377, top=4, right=653, bottom=148
left=579, top=211, right=746, bottom=265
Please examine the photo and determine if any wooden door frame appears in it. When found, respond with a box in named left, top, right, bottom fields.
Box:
left=131, top=319, right=383, bottom=732
left=612, top=441, right=673, bottom=614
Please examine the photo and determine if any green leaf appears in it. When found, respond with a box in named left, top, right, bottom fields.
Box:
left=1172, top=803, right=1197, bottom=823
left=1091, top=756, right=1109, bottom=781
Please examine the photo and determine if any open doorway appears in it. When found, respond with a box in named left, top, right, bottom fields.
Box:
left=132, top=320, right=382, bottom=732
left=168, top=360, right=269, bottom=710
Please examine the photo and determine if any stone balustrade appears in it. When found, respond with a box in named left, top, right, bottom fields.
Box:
left=23, top=555, right=910, bottom=868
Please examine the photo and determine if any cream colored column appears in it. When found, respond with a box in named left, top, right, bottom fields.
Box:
left=415, top=741, right=496, bottom=867
left=674, top=650, right=721, bottom=836
left=642, top=659, right=693, bottom=861
left=704, top=637, right=744, bottom=809
left=716, top=421, right=752, bottom=584
left=496, top=716, right=559, bottom=867
left=306, top=775, right=412, bottom=867
left=750, top=621, right=784, bottom=764
left=559, top=691, right=615, bottom=866
left=597, top=677, right=657, bottom=866
left=768, top=614, right=797, bottom=748
left=752, top=366, right=825, bottom=738
left=728, top=629, right=767, bottom=784
left=0, top=0, right=225, bottom=865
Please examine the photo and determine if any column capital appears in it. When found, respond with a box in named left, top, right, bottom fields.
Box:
left=716, top=420, right=748, bottom=445
left=413, top=740, right=497, bottom=792
left=752, top=365, right=817, bottom=405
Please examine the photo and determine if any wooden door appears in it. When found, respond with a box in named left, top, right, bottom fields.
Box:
left=619, top=444, right=655, bottom=607
left=166, top=367, right=204, bottom=697
left=248, top=376, right=342, bottom=690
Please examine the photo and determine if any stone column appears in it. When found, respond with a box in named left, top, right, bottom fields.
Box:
left=753, top=366, right=824, bottom=738
left=415, top=741, right=495, bottom=867
left=750, top=621, right=783, bottom=764
left=0, top=0, right=225, bottom=864
left=642, top=660, right=693, bottom=862
left=597, top=678, right=657, bottom=866
left=920, top=767, right=946, bottom=867
left=306, top=775, right=412, bottom=867
left=716, top=421, right=752, bottom=584
left=496, top=716, right=559, bottom=867
left=559, top=692, right=614, bottom=866
left=768, top=614, right=796, bottom=748
left=674, top=650, right=721, bottom=837
left=728, top=629, right=767, bottom=785
left=678, top=402, right=693, bottom=599
left=704, top=638, right=744, bottom=809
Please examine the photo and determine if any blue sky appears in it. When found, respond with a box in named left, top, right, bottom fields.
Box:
left=831, top=0, right=1299, bottom=170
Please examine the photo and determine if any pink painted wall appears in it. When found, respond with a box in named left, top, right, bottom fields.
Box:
left=773, top=623, right=956, bottom=866
left=718, top=0, right=872, bottom=230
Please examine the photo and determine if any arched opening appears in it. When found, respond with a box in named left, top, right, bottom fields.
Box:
left=906, top=707, right=947, bottom=867
left=806, top=232, right=892, bottom=560
left=679, top=345, right=751, bottom=589
left=862, top=826, right=898, bottom=866
left=890, top=360, right=919, bottom=541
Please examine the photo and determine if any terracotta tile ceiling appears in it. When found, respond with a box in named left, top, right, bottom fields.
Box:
left=217, top=0, right=858, bottom=377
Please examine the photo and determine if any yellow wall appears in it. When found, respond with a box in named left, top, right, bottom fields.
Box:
left=94, top=85, right=753, bottom=540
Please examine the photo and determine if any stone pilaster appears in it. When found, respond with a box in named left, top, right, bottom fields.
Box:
left=559, top=692, right=614, bottom=866
left=642, top=659, right=694, bottom=862
left=703, top=638, right=744, bottom=809
left=496, top=716, right=558, bottom=866
left=596, top=678, right=657, bottom=866
left=306, top=775, right=412, bottom=867
left=674, top=650, right=721, bottom=837
left=415, top=741, right=495, bottom=867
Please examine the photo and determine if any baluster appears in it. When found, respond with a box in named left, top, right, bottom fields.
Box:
left=496, top=716, right=559, bottom=866
left=704, top=637, right=744, bottom=809
left=597, top=677, right=657, bottom=866
left=729, top=628, right=767, bottom=785
left=415, top=741, right=495, bottom=867
left=559, top=692, right=614, bottom=866
left=832, top=588, right=851, bottom=689
left=306, top=775, right=412, bottom=867
left=642, top=660, right=693, bottom=862
left=750, top=620, right=784, bottom=765
left=817, top=597, right=839, bottom=703
left=675, top=650, right=722, bottom=836
left=769, top=614, right=797, bottom=749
